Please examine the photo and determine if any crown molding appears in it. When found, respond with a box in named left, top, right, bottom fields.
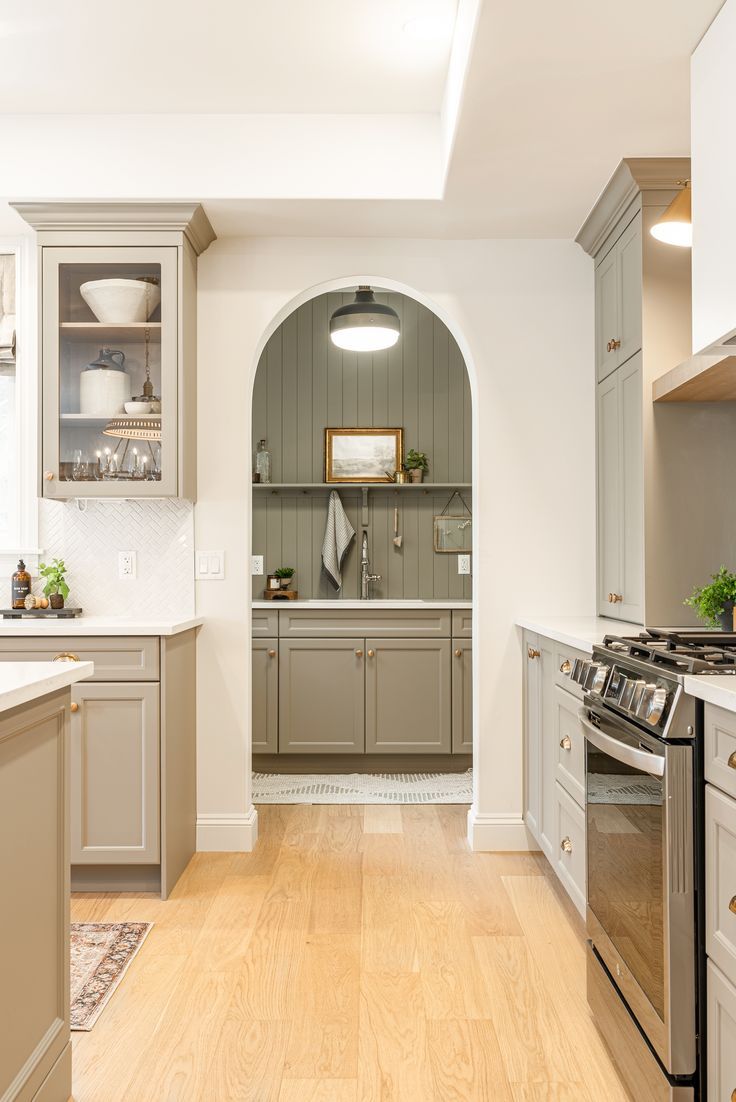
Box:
left=575, top=157, right=690, bottom=257
left=9, top=201, right=216, bottom=255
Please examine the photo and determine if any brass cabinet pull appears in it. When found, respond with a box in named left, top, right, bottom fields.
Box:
left=728, top=751, right=736, bottom=770
left=367, top=650, right=375, bottom=658
left=53, top=652, right=80, bottom=663
left=560, top=660, right=571, bottom=674
left=560, top=837, right=573, bottom=854
left=70, top=702, right=79, bottom=713
left=560, top=736, right=572, bottom=751
left=527, top=646, right=540, bottom=660
left=355, top=649, right=363, bottom=658
left=267, top=649, right=276, bottom=658
left=455, top=648, right=462, bottom=658
left=43, top=471, right=54, bottom=481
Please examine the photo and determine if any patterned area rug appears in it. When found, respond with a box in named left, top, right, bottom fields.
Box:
left=252, top=769, right=473, bottom=804
left=70, top=922, right=152, bottom=1031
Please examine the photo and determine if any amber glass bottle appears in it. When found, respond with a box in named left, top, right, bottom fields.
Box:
left=11, top=559, right=31, bottom=609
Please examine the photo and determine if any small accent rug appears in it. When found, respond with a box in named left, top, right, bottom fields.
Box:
left=70, top=921, right=152, bottom=1031
left=588, top=773, right=662, bottom=806
left=252, top=769, right=473, bottom=804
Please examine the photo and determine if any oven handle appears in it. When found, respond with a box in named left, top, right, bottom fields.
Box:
left=578, top=710, right=665, bottom=778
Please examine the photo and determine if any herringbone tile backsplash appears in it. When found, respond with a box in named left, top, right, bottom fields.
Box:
left=38, top=499, right=195, bottom=617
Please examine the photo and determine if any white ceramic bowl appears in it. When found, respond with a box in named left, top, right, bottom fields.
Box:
left=80, top=278, right=161, bottom=324
left=125, top=400, right=152, bottom=414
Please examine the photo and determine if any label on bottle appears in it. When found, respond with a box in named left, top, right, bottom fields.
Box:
left=12, top=576, right=31, bottom=608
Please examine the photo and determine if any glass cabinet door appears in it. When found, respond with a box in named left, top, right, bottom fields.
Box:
left=41, top=246, right=178, bottom=497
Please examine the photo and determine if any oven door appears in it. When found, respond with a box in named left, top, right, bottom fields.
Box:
left=581, top=704, right=695, bottom=1077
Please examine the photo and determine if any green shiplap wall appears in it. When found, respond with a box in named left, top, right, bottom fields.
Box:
left=252, top=291, right=472, bottom=600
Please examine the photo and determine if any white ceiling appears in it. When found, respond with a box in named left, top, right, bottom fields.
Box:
left=0, top=0, right=457, bottom=114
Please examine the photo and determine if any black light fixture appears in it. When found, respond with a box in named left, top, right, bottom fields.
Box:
left=329, top=286, right=401, bottom=352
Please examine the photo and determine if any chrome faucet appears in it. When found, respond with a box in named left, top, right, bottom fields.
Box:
left=360, top=531, right=381, bottom=599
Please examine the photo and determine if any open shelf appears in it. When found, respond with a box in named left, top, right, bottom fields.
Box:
left=653, top=324, right=736, bottom=402
left=252, top=482, right=471, bottom=492
left=61, top=413, right=161, bottom=425
left=59, top=322, right=162, bottom=342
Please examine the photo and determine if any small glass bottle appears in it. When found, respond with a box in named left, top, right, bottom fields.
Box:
left=255, top=439, right=272, bottom=485
left=12, top=559, right=31, bottom=609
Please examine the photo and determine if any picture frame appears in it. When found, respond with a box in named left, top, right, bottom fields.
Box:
left=433, top=514, right=472, bottom=553
left=324, top=427, right=404, bottom=483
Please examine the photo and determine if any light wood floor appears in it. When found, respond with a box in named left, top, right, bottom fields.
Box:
left=70, top=804, right=631, bottom=1101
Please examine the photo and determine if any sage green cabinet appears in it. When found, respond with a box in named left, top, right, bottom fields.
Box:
left=365, top=638, right=451, bottom=754
left=452, top=641, right=472, bottom=753
left=252, top=639, right=278, bottom=753
left=595, top=212, right=642, bottom=382
left=70, top=681, right=160, bottom=864
left=279, top=637, right=365, bottom=753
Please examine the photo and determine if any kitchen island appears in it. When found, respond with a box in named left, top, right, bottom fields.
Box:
left=0, top=661, right=93, bottom=1102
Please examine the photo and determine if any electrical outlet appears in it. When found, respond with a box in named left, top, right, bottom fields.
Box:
left=118, top=550, right=136, bottom=579
left=251, top=555, right=264, bottom=576
left=457, top=554, right=471, bottom=576
left=195, top=551, right=225, bottom=580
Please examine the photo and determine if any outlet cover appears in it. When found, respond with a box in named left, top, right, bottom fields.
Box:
left=195, top=551, right=225, bottom=581
left=457, top=554, right=471, bottom=576
left=118, top=550, right=136, bottom=579
left=251, top=555, right=264, bottom=576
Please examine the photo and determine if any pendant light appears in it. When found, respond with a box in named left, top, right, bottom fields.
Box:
left=329, top=287, right=400, bottom=352
left=650, top=181, right=692, bottom=247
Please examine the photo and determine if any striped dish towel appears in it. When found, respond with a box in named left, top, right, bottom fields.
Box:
left=322, top=490, right=355, bottom=589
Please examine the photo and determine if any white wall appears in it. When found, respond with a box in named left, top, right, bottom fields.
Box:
left=691, top=0, right=736, bottom=350
left=195, top=236, right=595, bottom=851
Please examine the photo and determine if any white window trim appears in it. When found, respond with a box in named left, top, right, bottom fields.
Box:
left=0, top=235, right=39, bottom=571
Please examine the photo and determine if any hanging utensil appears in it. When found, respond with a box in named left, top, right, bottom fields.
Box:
left=393, top=505, right=402, bottom=548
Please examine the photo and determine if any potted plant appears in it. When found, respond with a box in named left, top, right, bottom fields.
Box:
left=274, top=566, right=295, bottom=590
left=405, top=449, right=429, bottom=484
left=684, top=566, right=736, bottom=630
left=39, top=558, right=70, bottom=610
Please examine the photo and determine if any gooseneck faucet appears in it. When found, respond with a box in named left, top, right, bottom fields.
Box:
left=360, top=531, right=381, bottom=599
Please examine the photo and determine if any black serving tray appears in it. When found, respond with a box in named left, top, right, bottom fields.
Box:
left=0, top=607, right=83, bottom=620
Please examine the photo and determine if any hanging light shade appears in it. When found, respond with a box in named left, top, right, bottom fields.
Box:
left=103, top=415, right=161, bottom=441
left=650, top=181, right=692, bottom=247
left=329, top=287, right=400, bottom=352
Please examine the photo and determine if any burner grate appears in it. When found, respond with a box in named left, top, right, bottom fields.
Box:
left=601, top=630, right=736, bottom=674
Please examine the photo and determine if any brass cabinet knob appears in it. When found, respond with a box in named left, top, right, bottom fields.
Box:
left=455, top=648, right=462, bottom=658
left=729, top=896, right=736, bottom=916
left=43, top=470, right=54, bottom=481
left=560, top=660, right=571, bottom=674
left=731, top=1089, right=736, bottom=1102
left=560, top=837, right=573, bottom=854
left=70, top=702, right=79, bottom=713
left=267, top=649, right=276, bottom=658
left=608, top=593, right=623, bottom=604
left=611, top=339, right=621, bottom=350
left=355, top=649, right=363, bottom=658
left=367, top=649, right=375, bottom=658
left=527, top=646, right=540, bottom=660
left=53, top=652, right=80, bottom=663
left=560, top=736, right=572, bottom=751
left=728, top=751, right=736, bottom=771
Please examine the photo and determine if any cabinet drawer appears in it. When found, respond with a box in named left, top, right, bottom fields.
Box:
left=279, top=608, right=451, bottom=638
left=554, top=685, right=585, bottom=806
left=554, top=641, right=588, bottom=699
left=707, top=784, right=736, bottom=986
left=252, top=610, right=279, bottom=638
left=706, top=704, right=736, bottom=801
left=554, top=781, right=586, bottom=917
left=708, top=960, right=736, bottom=1102
left=451, top=610, right=472, bottom=638
left=0, top=635, right=159, bottom=681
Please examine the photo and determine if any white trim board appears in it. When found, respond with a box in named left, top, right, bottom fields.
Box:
left=196, top=808, right=259, bottom=852
left=466, top=808, right=536, bottom=852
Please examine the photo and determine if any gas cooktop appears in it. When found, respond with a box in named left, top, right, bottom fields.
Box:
left=600, top=628, right=736, bottom=676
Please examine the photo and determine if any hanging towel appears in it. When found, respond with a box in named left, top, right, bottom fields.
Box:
left=322, top=490, right=355, bottom=590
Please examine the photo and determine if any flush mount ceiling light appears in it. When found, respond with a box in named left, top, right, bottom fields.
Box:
left=650, top=181, right=692, bottom=248
left=329, top=287, right=401, bottom=352
left=402, top=13, right=455, bottom=42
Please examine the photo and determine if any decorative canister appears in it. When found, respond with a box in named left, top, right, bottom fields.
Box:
left=79, top=348, right=131, bottom=416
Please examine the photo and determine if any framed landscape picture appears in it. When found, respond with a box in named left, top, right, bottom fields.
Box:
left=325, top=427, right=404, bottom=483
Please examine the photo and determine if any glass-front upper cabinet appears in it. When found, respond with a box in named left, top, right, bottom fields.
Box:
left=41, top=246, right=179, bottom=497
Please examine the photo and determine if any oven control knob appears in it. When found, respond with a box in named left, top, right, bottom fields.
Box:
left=646, top=687, right=668, bottom=726
left=636, top=683, right=656, bottom=719
left=582, top=662, right=601, bottom=690
left=590, top=664, right=610, bottom=694
left=570, top=658, right=586, bottom=684
left=629, top=680, right=647, bottom=715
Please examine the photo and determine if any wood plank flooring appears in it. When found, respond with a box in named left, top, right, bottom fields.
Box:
left=70, top=805, right=631, bottom=1102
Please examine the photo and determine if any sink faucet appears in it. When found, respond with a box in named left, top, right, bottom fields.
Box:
left=360, top=531, right=381, bottom=599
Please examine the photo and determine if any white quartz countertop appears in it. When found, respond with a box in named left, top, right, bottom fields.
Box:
left=0, top=616, right=203, bottom=637
left=0, top=661, right=94, bottom=714
left=516, top=616, right=625, bottom=653
left=684, top=675, right=736, bottom=712
left=252, top=600, right=471, bottom=610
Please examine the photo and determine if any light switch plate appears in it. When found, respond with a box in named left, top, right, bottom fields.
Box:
left=118, top=550, right=136, bottom=579
left=457, top=554, right=471, bottom=576
left=251, top=555, right=264, bottom=576
left=196, top=551, right=225, bottom=580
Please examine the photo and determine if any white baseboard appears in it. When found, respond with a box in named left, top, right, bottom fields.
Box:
left=466, top=807, right=536, bottom=851
left=196, top=807, right=259, bottom=852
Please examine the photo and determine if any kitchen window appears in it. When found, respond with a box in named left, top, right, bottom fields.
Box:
left=0, top=240, right=38, bottom=561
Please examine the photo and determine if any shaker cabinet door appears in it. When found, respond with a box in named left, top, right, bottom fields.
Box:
left=365, top=638, right=451, bottom=754
left=70, top=682, right=160, bottom=864
left=616, top=213, right=643, bottom=369
left=279, top=638, right=365, bottom=753
left=452, top=641, right=473, bottom=753
left=595, top=245, right=620, bottom=382
left=597, top=371, right=621, bottom=618
left=252, top=638, right=278, bottom=753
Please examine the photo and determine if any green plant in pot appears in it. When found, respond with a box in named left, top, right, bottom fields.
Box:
left=684, top=566, right=736, bottom=631
left=274, top=566, right=295, bottom=590
left=405, top=449, right=429, bottom=484
left=39, top=558, right=69, bottom=610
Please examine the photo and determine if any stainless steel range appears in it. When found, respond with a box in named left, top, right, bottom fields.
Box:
left=565, top=629, right=736, bottom=1102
